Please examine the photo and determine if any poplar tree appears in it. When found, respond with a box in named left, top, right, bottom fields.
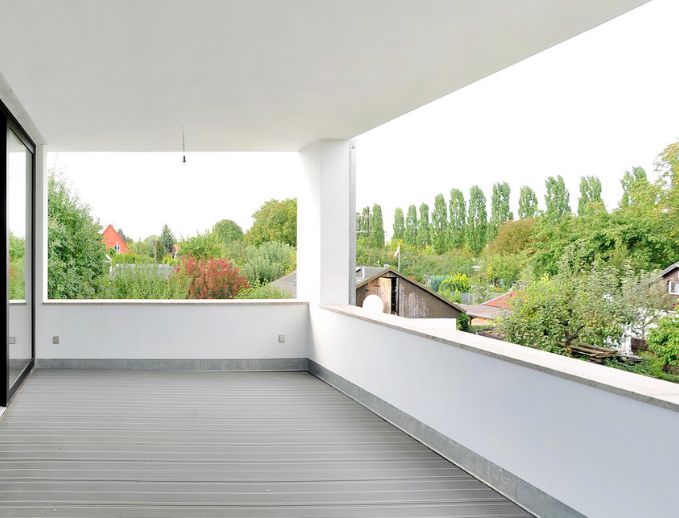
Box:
left=431, top=194, right=449, bottom=254
left=578, top=176, right=603, bottom=216
left=467, top=186, right=488, bottom=255
left=392, top=208, right=405, bottom=241
left=449, top=188, right=466, bottom=248
left=404, top=205, right=418, bottom=245
left=417, top=203, right=431, bottom=248
left=369, top=204, right=385, bottom=248
left=518, top=186, right=538, bottom=219
left=489, top=182, right=512, bottom=240
left=620, top=167, right=648, bottom=208
left=544, top=175, right=570, bottom=220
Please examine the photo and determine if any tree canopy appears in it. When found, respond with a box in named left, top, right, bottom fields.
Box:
left=246, top=198, right=297, bottom=247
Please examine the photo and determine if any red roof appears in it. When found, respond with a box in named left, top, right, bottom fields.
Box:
left=482, top=291, right=517, bottom=309
left=102, top=225, right=129, bottom=254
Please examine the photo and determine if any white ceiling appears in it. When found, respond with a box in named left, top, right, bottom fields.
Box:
left=0, top=0, right=647, bottom=151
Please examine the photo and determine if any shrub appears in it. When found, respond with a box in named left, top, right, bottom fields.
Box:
left=439, top=273, right=471, bottom=302
left=179, top=232, right=226, bottom=260
left=179, top=256, right=249, bottom=299
left=242, top=241, right=295, bottom=287
left=236, top=284, right=289, bottom=300
left=101, top=265, right=188, bottom=299
left=647, top=315, right=679, bottom=373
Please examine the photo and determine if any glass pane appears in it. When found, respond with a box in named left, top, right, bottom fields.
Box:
left=8, top=130, right=32, bottom=388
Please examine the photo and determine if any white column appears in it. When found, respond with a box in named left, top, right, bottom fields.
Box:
left=297, top=139, right=356, bottom=305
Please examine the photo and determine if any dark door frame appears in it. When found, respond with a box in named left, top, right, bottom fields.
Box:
left=1, top=99, right=36, bottom=407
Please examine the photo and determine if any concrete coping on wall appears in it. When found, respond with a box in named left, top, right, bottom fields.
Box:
left=320, top=304, right=679, bottom=413
left=42, top=299, right=308, bottom=306
left=9, top=300, right=27, bottom=305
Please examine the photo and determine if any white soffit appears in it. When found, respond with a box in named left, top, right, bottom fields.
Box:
left=0, top=0, right=648, bottom=151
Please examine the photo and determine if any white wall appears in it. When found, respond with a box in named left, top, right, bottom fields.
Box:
left=309, top=306, right=679, bottom=518
left=8, top=302, right=31, bottom=362
left=37, top=302, right=309, bottom=359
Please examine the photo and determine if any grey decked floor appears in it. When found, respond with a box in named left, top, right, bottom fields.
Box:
left=0, top=370, right=531, bottom=517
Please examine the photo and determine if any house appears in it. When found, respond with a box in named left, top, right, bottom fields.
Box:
left=102, top=224, right=128, bottom=254
left=1, top=3, right=674, bottom=517
left=661, top=262, right=679, bottom=298
left=272, top=266, right=464, bottom=319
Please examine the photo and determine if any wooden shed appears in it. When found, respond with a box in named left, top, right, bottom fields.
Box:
left=355, top=267, right=463, bottom=319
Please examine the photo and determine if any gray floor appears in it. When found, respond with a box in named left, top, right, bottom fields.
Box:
left=0, top=370, right=531, bottom=517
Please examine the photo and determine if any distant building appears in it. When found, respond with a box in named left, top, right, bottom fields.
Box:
left=661, top=262, right=679, bottom=298
left=102, top=225, right=128, bottom=254
left=272, top=266, right=464, bottom=319
left=459, top=291, right=516, bottom=325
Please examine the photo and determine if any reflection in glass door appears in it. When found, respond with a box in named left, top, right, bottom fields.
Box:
left=2, top=104, right=35, bottom=406
left=8, top=130, right=32, bottom=390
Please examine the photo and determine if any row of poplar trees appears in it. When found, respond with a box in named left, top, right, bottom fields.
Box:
left=359, top=174, right=608, bottom=256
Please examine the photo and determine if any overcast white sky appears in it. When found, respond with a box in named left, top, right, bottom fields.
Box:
left=48, top=0, right=679, bottom=241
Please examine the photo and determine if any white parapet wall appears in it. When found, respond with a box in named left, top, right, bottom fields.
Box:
left=309, top=305, right=679, bottom=518
left=35, top=300, right=309, bottom=362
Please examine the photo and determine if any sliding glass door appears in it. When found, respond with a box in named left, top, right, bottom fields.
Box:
left=2, top=103, right=35, bottom=406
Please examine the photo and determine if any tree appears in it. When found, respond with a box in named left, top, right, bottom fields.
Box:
left=431, top=194, right=449, bottom=254
left=356, top=206, right=370, bottom=238
left=417, top=203, right=431, bottom=248
left=117, top=228, right=129, bottom=243
left=180, top=232, right=225, bottom=260
left=466, top=186, right=487, bottom=255
left=48, top=172, right=107, bottom=299
left=656, top=140, right=679, bottom=246
left=620, top=167, right=649, bottom=208
left=404, top=205, right=418, bottom=245
left=544, top=175, right=570, bottom=220
left=438, top=273, right=471, bottom=302
left=179, top=256, right=249, bottom=299
left=578, top=176, right=603, bottom=216
left=489, top=182, right=512, bottom=240
left=486, top=219, right=536, bottom=255
left=241, top=241, right=295, bottom=287
left=212, top=219, right=243, bottom=245
left=246, top=198, right=297, bottom=247
left=518, top=186, right=538, bottom=219
left=647, top=315, right=679, bottom=373
left=160, top=225, right=176, bottom=256
left=370, top=204, right=385, bottom=248
left=621, top=270, right=676, bottom=345
left=392, top=208, right=405, bottom=241
left=449, top=188, right=466, bottom=248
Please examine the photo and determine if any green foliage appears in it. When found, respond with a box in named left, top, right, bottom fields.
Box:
left=466, top=185, right=487, bottom=255
left=448, top=188, right=466, bottom=248
left=48, top=172, right=108, bottom=299
left=246, top=198, right=297, bottom=247
left=457, top=312, right=471, bottom=332
left=101, top=265, right=189, bottom=299
left=489, top=182, right=512, bottom=241
left=647, top=315, right=679, bottom=373
left=518, top=186, right=538, bottom=219
left=499, top=264, right=626, bottom=354
left=180, top=232, right=226, bottom=260
left=160, top=225, right=176, bottom=256
left=357, top=206, right=370, bottom=238
left=236, top=284, right=290, bottom=300
left=578, top=176, right=604, bottom=216
left=486, top=219, right=536, bottom=256
left=212, top=219, right=243, bottom=245
left=431, top=194, right=449, bottom=254
left=9, top=233, right=25, bottom=300
left=619, top=166, right=648, bottom=208
left=392, top=208, right=405, bottom=241
left=484, top=253, right=527, bottom=289
left=404, top=205, right=418, bottom=246
left=241, top=241, right=295, bottom=287
left=544, top=175, right=570, bottom=221
left=370, top=204, right=385, bottom=248
left=417, top=203, right=431, bottom=248
left=438, top=273, right=470, bottom=302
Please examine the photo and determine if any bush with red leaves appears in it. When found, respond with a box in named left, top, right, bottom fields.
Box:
left=178, top=255, right=249, bottom=299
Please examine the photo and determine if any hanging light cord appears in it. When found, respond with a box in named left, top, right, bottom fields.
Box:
left=182, top=126, right=187, bottom=164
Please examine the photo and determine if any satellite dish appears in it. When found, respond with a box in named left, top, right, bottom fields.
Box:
left=362, top=294, right=385, bottom=314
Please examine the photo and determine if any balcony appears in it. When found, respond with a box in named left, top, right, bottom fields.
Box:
left=2, top=2, right=677, bottom=517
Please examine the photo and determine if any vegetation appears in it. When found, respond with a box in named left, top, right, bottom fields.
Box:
left=246, top=198, right=297, bottom=247
left=356, top=139, right=679, bottom=382
left=647, top=315, right=679, bottom=373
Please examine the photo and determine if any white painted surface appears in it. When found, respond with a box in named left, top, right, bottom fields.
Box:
left=309, top=305, right=679, bottom=518
left=8, top=303, right=31, bottom=363
left=298, top=140, right=356, bottom=305
left=0, top=1, right=647, bottom=151
left=36, top=302, right=309, bottom=360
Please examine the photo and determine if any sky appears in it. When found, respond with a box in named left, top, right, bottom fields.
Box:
left=48, top=0, right=679, bottom=241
